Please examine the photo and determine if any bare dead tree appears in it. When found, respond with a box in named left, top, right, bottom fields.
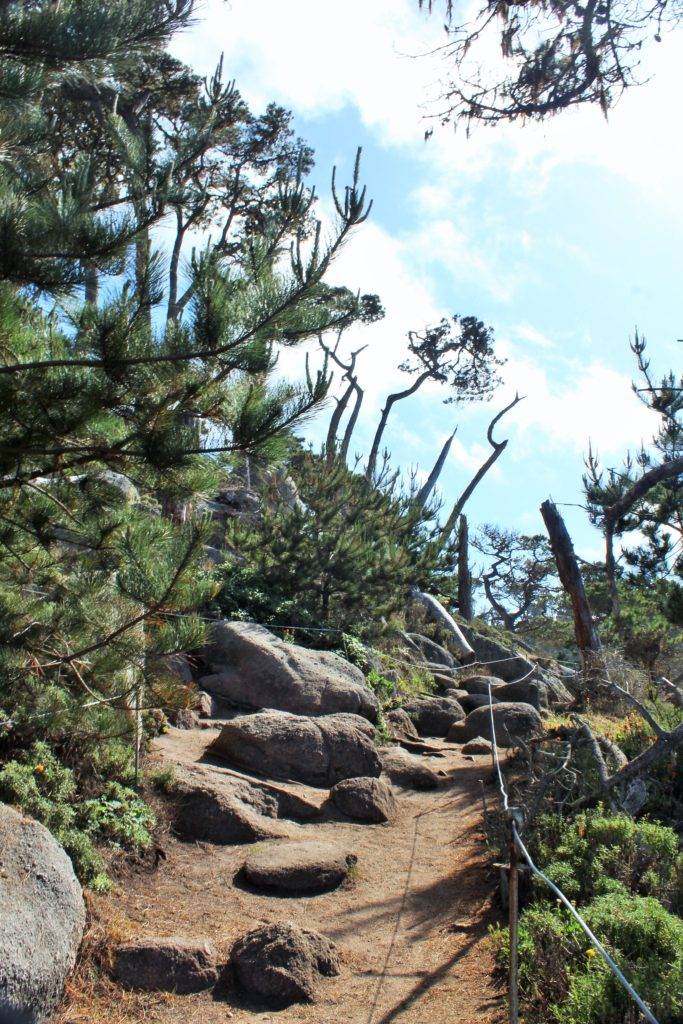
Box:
left=541, top=499, right=603, bottom=691
left=418, top=1, right=683, bottom=128
left=439, top=393, right=523, bottom=545
left=415, top=429, right=457, bottom=508
left=318, top=331, right=368, bottom=464
left=457, top=514, right=473, bottom=620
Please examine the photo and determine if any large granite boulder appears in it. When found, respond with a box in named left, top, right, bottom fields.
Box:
left=330, top=776, right=397, bottom=824
left=457, top=625, right=534, bottom=682
left=459, top=675, right=508, bottom=696
left=378, top=747, right=443, bottom=790
left=403, top=696, right=465, bottom=737
left=457, top=692, right=500, bottom=714
left=200, top=621, right=378, bottom=722
left=0, top=804, right=86, bottom=1024
left=112, top=937, right=219, bottom=993
left=242, top=840, right=356, bottom=893
left=230, top=922, right=339, bottom=1005
left=493, top=679, right=548, bottom=711
left=209, top=711, right=381, bottom=787
left=448, top=702, right=543, bottom=747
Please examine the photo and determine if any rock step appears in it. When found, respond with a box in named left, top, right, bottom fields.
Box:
left=242, top=840, right=357, bottom=893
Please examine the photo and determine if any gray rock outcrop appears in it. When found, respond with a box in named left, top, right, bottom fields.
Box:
left=209, top=710, right=381, bottom=787
left=201, top=622, right=378, bottom=722
left=0, top=804, right=86, bottom=1024
left=457, top=624, right=534, bottom=681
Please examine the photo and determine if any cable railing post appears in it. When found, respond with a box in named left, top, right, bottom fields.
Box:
left=507, top=807, right=522, bottom=1024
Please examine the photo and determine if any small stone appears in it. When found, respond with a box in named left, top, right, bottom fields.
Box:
left=170, top=708, right=200, bottom=730
left=195, top=691, right=214, bottom=718
left=461, top=737, right=493, bottom=755
left=331, top=776, right=396, bottom=824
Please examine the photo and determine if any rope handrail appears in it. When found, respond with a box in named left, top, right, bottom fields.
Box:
left=486, top=685, right=661, bottom=1024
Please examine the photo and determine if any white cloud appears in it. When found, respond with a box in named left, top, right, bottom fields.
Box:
left=173, top=0, right=683, bottom=211
left=173, top=0, right=442, bottom=145
left=498, top=342, right=661, bottom=456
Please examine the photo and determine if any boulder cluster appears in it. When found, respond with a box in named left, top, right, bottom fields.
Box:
left=1, top=616, right=575, bottom=1017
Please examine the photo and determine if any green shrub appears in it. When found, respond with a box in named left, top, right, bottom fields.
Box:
left=533, top=810, right=681, bottom=910
left=79, top=782, right=155, bottom=850
left=496, top=893, right=683, bottom=1023
left=0, top=742, right=154, bottom=886
left=559, top=893, right=683, bottom=1024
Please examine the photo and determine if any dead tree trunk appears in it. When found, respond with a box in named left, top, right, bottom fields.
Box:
left=457, top=515, right=473, bottom=620
left=410, top=587, right=476, bottom=662
left=439, top=394, right=523, bottom=545
left=540, top=499, right=602, bottom=695
left=415, top=430, right=456, bottom=508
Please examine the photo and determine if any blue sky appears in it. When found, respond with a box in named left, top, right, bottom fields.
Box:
left=173, top=0, right=682, bottom=560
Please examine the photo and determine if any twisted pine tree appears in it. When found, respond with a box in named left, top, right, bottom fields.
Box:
left=0, top=1, right=373, bottom=783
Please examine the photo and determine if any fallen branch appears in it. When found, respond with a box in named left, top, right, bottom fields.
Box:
left=409, top=588, right=476, bottom=662
left=572, top=721, right=683, bottom=810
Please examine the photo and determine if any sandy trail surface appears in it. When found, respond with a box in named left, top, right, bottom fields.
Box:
left=58, top=727, right=506, bottom=1024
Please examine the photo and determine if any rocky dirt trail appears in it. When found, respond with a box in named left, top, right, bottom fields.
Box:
left=60, top=723, right=506, bottom=1024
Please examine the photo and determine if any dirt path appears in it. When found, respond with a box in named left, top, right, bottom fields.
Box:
left=58, top=730, right=506, bottom=1024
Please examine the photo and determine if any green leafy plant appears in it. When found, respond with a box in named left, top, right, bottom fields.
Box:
left=532, top=810, right=681, bottom=910
left=495, top=893, right=683, bottom=1024
left=0, top=742, right=154, bottom=886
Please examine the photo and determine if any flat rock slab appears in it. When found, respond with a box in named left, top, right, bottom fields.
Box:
left=0, top=804, right=85, bottom=1024
left=331, top=776, right=397, bottom=824
left=230, top=921, right=339, bottom=1005
left=209, top=710, right=381, bottom=787
left=242, top=840, right=356, bottom=893
left=112, top=937, right=219, bottom=993
left=171, top=768, right=296, bottom=845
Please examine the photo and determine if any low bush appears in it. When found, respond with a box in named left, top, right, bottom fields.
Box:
left=495, top=892, right=683, bottom=1023
left=0, top=741, right=155, bottom=887
left=532, top=809, right=681, bottom=910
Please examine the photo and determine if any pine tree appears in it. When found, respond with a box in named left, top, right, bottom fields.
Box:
left=0, top=1, right=373, bottom=786
left=218, top=450, right=458, bottom=638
